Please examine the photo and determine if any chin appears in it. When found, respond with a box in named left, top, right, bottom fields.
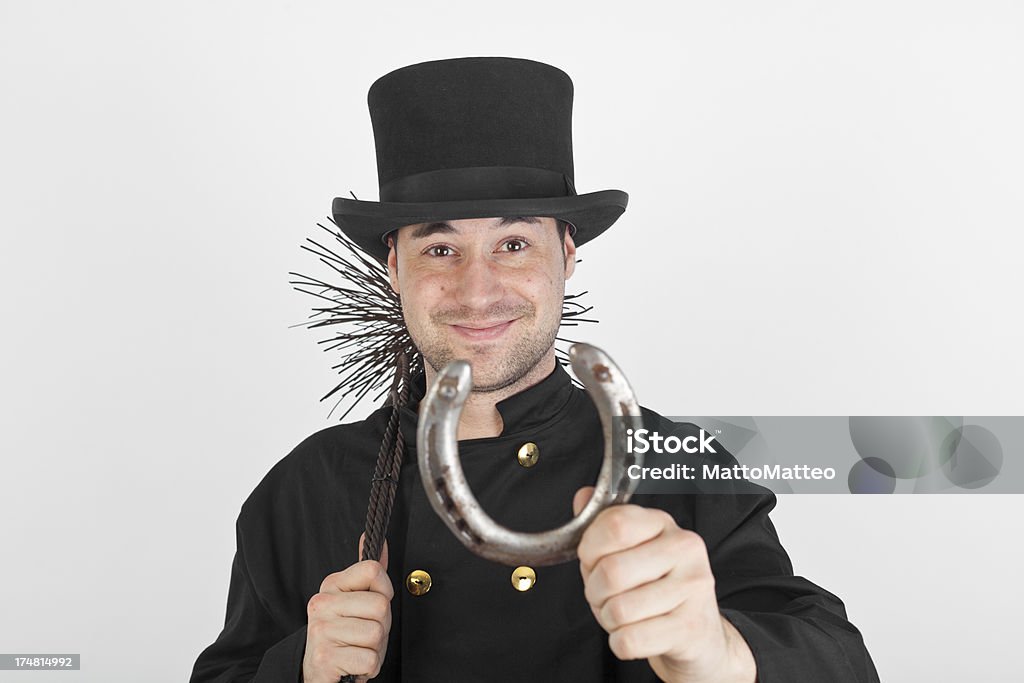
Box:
left=426, top=349, right=523, bottom=392
left=465, top=369, right=522, bottom=393
left=417, top=323, right=557, bottom=389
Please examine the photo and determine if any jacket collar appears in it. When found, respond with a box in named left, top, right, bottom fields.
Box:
left=399, top=361, right=576, bottom=447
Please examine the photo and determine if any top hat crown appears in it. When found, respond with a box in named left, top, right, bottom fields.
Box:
left=332, top=57, right=628, bottom=261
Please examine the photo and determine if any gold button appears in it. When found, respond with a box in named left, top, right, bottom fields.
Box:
left=511, top=565, right=537, bottom=592
left=517, top=442, right=540, bottom=468
left=405, top=569, right=432, bottom=596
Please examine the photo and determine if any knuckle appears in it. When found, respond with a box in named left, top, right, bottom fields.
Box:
left=310, top=643, right=333, bottom=670
left=373, top=596, right=392, bottom=621
left=354, top=648, right=379, bottom=674
left=308, top=618, right=329, bottom=640
left=348, top=561, right=371, bottom=581
left=366, top=619, right=386, bottom=643
left=307, top=592, right=327, bottom=616
left=608, top=634, right=623, bottom=659
left=675, top=528, right=707, bottom=554
left=604, top=510, right=632, bottom=543
left=619, top=630, right=638, bottom=657
left=603, top=595, right=630, bottom=629
left=319, top=572, right=340, bottom=593
left=599, top=555, right=625, bottom=589
left=349, top=562, right=369, bottom=583
left=656, top=509, right=677, bottom=527
left=609, top=630, right=636, bottom=660
left=576, top=539, right=595, bottom=567
left=366, top=560, right=385, bottom=578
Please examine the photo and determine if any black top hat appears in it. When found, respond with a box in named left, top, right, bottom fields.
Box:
left=332, top=57, right=628, bottom=261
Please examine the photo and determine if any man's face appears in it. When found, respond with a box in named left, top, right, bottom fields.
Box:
left=387, top=216, right=576, bottom=392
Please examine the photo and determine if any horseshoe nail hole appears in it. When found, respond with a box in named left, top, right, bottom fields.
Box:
left=438, top=376, right=460, bottom=399
left=435, top=478, right=456, bottom=512
left=454, top=518, right=482, bottom=546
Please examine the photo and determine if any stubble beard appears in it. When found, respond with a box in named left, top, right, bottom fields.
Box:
left=408, top=300, right=561, bottom=393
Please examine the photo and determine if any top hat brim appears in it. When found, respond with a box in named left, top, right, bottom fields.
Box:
left=332, top=190, right=628, bottom=262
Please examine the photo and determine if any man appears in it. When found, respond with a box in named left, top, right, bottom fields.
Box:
left=190, top=57, right=879, bottom=682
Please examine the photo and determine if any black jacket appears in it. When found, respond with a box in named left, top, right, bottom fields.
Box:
left=190, top=364, right=880, bottom=682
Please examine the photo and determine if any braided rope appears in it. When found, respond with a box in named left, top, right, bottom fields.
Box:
left=340, top=353, right=409, bottom=683
left=360, top=350, right=410, bottom=563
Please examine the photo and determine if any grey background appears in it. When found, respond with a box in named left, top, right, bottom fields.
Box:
left=2, top=1, right=1022, bottom=681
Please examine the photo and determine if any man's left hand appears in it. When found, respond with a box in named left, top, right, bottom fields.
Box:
left=572, top=487, right=757, bottom=683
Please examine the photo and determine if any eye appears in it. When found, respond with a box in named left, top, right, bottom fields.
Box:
left=499, top=238, right=528, bottom=253
left=425, top=244, right=454, bottom=257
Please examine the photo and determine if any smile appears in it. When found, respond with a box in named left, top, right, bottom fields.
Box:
left=449, top=320, right=516, bottom=341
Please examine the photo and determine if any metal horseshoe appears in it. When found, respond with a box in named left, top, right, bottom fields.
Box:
left=416, top=343, right=645, bottom=566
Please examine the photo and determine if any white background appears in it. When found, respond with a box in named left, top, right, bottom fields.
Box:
left=2, top=1, right=1022, bottom=681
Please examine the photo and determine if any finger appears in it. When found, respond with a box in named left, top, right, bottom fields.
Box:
left=319, top=560, right=389, bottom=594
left=596, top=572, right=691, bottom=632
left=585, top=529, right=708, bottom=608
left=606, top=605, right=720, bottom=663
left=320, top=560, right=395, bottom=600
left=307, top=590, right=392, bottom=623
left=309, top=614, right=390, bottom=650
left=357, top=532, right=390, bottom=571
left=572, top=486, right=595, bottom=517
left=366, top=559, right=394, bottom=599
left=324, top=642, right=386, bottom=679
left=607, top=613, right=682, bottom=662
left=577, top=506, right=676, bottom=576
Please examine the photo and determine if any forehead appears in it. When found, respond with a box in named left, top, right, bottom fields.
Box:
left=398, top=216, right=555, bottom=241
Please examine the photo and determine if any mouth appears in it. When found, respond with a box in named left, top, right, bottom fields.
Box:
left=449, top=319, right=517, bottom=341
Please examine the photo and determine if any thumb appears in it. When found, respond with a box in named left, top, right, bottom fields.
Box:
left=572, top=486, right=595, bottom=517
left=357, top=532, right=390, bottom=571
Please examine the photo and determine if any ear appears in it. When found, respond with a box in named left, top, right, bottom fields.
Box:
left=386, top=235, right=400, bottom=294
left=563, top=231, right=577, bottom=280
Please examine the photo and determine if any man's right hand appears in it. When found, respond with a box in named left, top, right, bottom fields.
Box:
left=302, top=535, right=393, bottom=683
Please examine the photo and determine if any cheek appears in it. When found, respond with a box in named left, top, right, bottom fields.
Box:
left=519, top=268, right=564, bottom=311
left=400, top=272, right=449, bottom=311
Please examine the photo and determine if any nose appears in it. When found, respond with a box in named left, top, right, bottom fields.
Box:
left=453, top=252, right=505, bottom=312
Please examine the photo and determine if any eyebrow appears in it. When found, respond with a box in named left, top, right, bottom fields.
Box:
left=408, top=216, right=541, bottom=240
